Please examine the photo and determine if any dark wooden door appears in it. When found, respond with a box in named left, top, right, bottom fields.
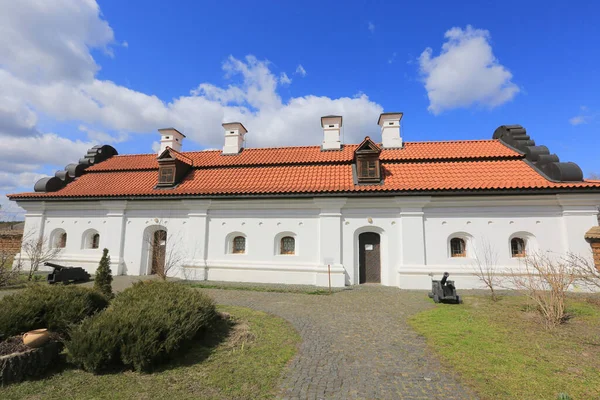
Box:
left=151, top=230, right=167, bottom=274
left=359, top=232, right=381, bottom=284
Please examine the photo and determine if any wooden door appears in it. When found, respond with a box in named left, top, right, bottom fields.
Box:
left=359, top=232, right=381, bottom=284
left=151, top=230, right=167, bottom=275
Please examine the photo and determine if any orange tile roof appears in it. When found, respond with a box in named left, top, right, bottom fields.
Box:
left=86, top=139, right=521, bottom=172
left=9, top=161, right=600, bottom=200
left=8, top=139, right=600, bottom=200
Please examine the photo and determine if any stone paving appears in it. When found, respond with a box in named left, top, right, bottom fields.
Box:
left=203, top=284, right=477, bottom=400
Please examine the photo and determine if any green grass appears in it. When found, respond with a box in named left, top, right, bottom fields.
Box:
left=0, top=305, right=300, bottom=400
left=409, top=295, right=600, bottom=400
left=186, top=282, right=334, bottom=295
left=0, top=272, right=46, bottom=291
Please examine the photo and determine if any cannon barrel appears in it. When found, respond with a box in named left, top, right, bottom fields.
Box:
left=44, top=262, right=67, bottom=270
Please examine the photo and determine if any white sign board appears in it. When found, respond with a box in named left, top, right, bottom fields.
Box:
left=365, top=244, right=373, bottom=251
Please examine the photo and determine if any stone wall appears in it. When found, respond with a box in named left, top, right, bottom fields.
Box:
left=0, top=341, right=62, bottom=385
left=0, top=232, right=22, bottom=264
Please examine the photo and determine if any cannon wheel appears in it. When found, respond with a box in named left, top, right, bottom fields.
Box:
left=433, top=293, right=440, bottom=303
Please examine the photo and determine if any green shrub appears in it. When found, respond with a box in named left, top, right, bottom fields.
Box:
left=93, top=248, right=113, bottom=298
left=0, top=284, right=109, bottom=337
left=66, top=281, right=217, bottom=372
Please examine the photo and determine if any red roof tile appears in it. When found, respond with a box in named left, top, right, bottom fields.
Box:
left=10, top=159, right=600, bottom=199
left=9, top=138, right=600, bottom=200
left=86, top=139, right=521, bottom=172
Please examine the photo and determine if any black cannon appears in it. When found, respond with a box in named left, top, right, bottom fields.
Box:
left=428, top=272, right=462, bottom=304
left=45, top=262, right=91, bottom=284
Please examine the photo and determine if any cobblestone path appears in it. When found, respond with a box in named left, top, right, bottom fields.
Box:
left=204, top=285, right=477, bottom=400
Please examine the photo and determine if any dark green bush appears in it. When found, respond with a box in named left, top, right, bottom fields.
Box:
left=66, top=281, right=217, bottom=372
left=0, top=284, right=109, bottom=337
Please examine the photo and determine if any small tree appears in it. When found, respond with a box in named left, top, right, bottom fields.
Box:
left=509, top=252, right=576, bottom=329
left=472, top=238, right=501, bottom=301
left=21, top=231, right=63, bottom=281
left=94, top=248, right=113, bottom=298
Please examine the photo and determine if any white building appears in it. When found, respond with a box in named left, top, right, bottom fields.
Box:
left=9, top=114, right=600, bottom=289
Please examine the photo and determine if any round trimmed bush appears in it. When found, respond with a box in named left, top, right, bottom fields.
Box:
left=66, top=281, right=217, bottom=372
left=0, top=284, right=109, bottom=337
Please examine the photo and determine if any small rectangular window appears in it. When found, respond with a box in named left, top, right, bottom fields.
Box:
left=233, top=236, right=246, bottom=254
left=329, top=124, right=335, bottom=128
left=450, top=238, right=466, bottom=257
left=159, top=166, right=175, bottom=184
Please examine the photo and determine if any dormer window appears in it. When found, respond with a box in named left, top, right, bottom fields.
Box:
left=158, top=165, right=175, bottom=185
left=355, top=137, right=382, bottom=184
left=358, top=159, right=379, bottom=180
left=156, top=147, right=192, bottom=188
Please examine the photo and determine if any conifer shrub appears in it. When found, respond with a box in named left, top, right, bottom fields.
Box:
left=66, top=281, right=217, bottom=372
left=0, top=285, right=109, bottom=337
left=93, top=248, right=113, bottom=298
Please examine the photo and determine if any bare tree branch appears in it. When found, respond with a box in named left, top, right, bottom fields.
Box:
left=568, top=251, right=600, bottom=291
left=20, top=230, right=63, bottom=281
left=472, top=238, right=501, bottom=301
left=144, top=222, right=186, bottom=280
left=508, top=252, right=576, bottom=329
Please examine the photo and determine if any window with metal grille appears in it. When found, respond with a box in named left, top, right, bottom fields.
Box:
left=58, top=232, right=67, bottom=249
left=511, top=238, right=526, bottom=258
left=91, top=234, right=100, bottom=249
left=232, top=236, right=246, bottom=254
left=158, top=166, right=175, bottom=184
left=280, top=236, right=295, bottom=255
left=450, top=238, right=466, bottom=257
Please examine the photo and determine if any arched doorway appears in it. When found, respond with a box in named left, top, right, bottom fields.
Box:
left=359, top=232, right=381, bottom=284
left=150, top=229, right=167, bottom=275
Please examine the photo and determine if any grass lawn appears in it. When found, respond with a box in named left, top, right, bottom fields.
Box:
left=409, top=294, right=600, bottom=400
left=0, top=305, right=300, bottom=400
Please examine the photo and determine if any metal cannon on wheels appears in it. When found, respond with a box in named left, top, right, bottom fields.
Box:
left=45, top=262, right=91, bottom=284
left=428, top=272, right=463, bottom=304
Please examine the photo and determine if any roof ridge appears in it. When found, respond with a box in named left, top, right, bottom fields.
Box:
left=402, top=139, right=499, bottom=145
left=109, top=139, right=502, bottom=158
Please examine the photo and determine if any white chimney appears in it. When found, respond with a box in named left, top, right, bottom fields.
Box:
left=222, top=122, right=248, bottom=155
left=378, top=112, right=403, bottom=149
left=158, top=128, right=185, bottom=154
left=321, top=115, right=342, bottom=150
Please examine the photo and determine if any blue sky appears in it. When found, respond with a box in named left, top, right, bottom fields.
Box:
left=0, top=0, right=598, bottom=218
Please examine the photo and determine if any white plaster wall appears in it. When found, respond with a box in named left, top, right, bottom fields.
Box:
left=203, top=207, right=322, bottom=285
left=14, top=193, right=600, bottom=290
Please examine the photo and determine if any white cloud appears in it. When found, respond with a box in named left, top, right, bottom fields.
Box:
left=0, top=0, right=114, bottom=84
left=419, top=25, right=520, bottom=114
left=279, top=72, right=292, bottom=85
left=78, top=125, right=129, bottom=143
left=368, top=22, right=375, bottom=33
left=0, top=97, right=39, bottom=136
left=569, top=106, right=596, bottom=126
left=0, top=134, right=92, bottom=168
left=295, top=64, right=307, bottom=77
left=569, top=116, right=588, bottom=126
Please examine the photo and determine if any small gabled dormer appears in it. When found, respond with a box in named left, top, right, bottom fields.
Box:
left=355, top=136, right=382, bottom=184
left=156, top=147, right=193, bottom=188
